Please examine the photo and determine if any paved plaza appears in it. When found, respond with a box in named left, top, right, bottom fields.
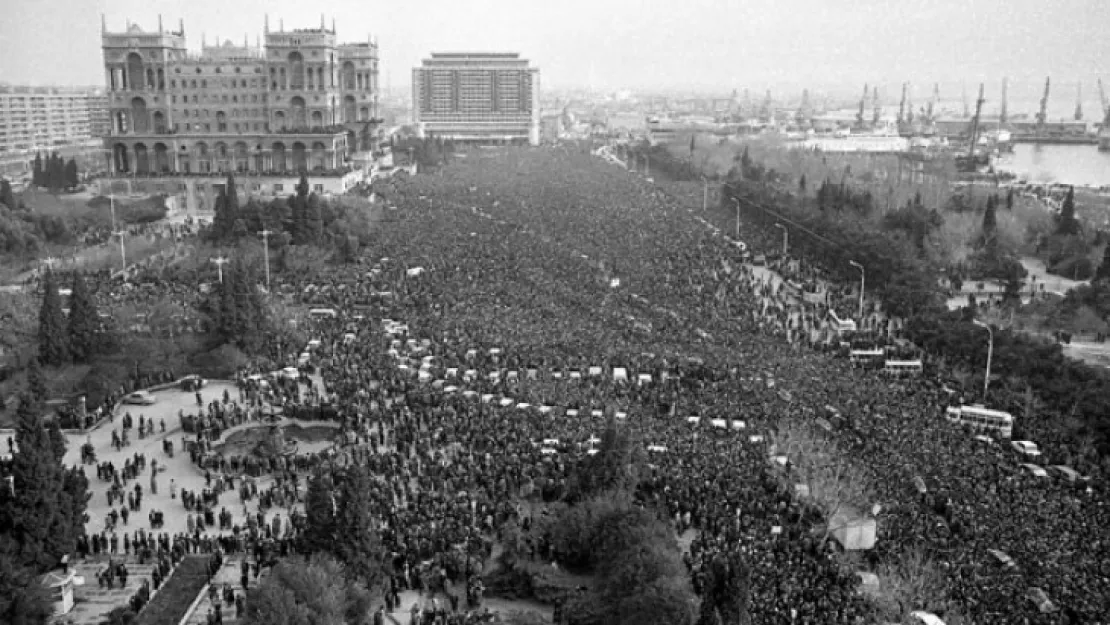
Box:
left=65, top=381, right=308, bottom=540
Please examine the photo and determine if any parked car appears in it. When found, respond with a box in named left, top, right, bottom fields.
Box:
left=123, top=390, right=156, bottom=405
left=1010, top=440, right=1042, bottom=459
left=1019, top=463, right=1049, bottom=478
left=1047, top=465, right=1088, bottom=483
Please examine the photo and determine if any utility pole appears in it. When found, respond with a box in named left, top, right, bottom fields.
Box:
left=731, top=197, right=741, bottom=239
left=211, top=256, right=228, bottom=283
left=114, top=228, right=127, bottom=271
left=258, top=229, right=273, bottom=293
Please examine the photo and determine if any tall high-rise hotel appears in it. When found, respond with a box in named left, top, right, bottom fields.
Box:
left=100, top=15, right=379, bottom=199
left=412, top=53, right=540, bottom=146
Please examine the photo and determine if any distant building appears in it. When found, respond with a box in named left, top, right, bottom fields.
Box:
left=87, top=92, right=111, bottom=138
left=411, top=53, right=540, bottom=146
left=99, top=14, right=381, bottom=209
left=0, top=85, right=103, bottom=174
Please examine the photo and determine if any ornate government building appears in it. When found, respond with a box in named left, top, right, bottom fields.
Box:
left=100, top=15, right=380, bottom=203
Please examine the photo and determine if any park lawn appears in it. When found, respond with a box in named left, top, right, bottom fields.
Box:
left=136, top=554, right=213, bottom=625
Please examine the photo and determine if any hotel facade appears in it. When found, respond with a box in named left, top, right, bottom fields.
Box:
left=412, top=53, right=540, bottom=146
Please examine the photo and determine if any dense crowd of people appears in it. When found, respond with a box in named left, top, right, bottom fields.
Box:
left=62, top=145, right=1109, bottom=624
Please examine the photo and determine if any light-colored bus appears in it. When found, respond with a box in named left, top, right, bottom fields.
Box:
left=883, top=359, right=923, bottom=376
left=828, top=310, right=857, bottom=334
left=849, top=348, right=885, bottom=368
left=945, top=404, right=1014, bottom=438
left=308, top=308, right=338, bottom=319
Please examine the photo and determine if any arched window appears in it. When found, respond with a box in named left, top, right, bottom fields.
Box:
left=126, top=52, right=144, bottom=90
left=290, top=96, right=306, bottom=129
left=342, top=61, right=356, bottom=90
left=288, top=51, right=305, bottom=90
left=130, top=97, right=149, bottom=133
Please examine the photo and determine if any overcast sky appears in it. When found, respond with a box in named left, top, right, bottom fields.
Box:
left=2, top=0, right=1108, bottom=106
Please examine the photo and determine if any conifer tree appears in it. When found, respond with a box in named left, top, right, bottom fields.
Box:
left=64, top=159, right=79, bottom=189
left=333, top=465, right=386, bottom=589
left=0, top=179, right=16, bottom=210
left=0, top=394, right=79, bottom=571
left=66, top=272, right=99, bottom=363
left=31, top=153, right=43, bottom=187
left=1095, top=245, right=1110, bottom=283
left=300, top=472, right=337, bottom=554
left=223, top=174, right=240, bottom=229
left=291, top=174, right=310, bottom=244
left=26, top=358, right=47, bottom=404
left=37, top=271, right=69, bottom=366
left=1056, top=186, right=1079, bottom=235
left=305, top=192, right=324, bottom=244
left=981, top=195, right=998, bottom=240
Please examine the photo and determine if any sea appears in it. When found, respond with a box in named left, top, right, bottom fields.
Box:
left=994, top=143, right=1110, bottom=188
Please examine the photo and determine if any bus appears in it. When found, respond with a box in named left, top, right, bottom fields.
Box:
left=883, top=359, right=923, bottom=376
left=945, top=405, right=1014, bottom=438
left=828, top=310, right=857, bottom=334
left=849, top=348, right=885, bottom=368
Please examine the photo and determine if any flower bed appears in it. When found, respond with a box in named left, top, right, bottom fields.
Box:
left=135, top=555, right=212, bottom=625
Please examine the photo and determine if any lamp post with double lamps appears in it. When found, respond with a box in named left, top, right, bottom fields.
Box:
left=848, top=260, right=865, bottom=321
left=973, top=320, right=994, bottom=402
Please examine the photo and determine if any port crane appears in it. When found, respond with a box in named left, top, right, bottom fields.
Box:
left=1036, top=77, right=1051, bottom=131
left=1098, top=79, right=1109, bottom=122
left=872, top=86, right=881, bottom=127
left=1099, top=78, right=1110, bottom=151
left=897, top=83, right=907, bottom=125
left=956, top=83, right=987, bottom=173
left=856, top=83, right=868, bottom=128
left=999, top=77, right=1009, bottom=125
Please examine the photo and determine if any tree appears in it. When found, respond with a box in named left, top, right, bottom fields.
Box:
left=243, top=554, right=373, bottom=625
left=1056, top=186, right=1079, bottom=235
left=981, top=194, right=998, bottom=240
left=304, top=193, right=324, bottom=244
left=0, top=179, right=17, bottom=210
left=64, top=159, right=78, bottom=189
left=0, top=536, right=54, bottom=625
left=211, top=175, right=241, bottom=240
left=66, top=272, right=100, bottom=363
left=291, top=175, right=310, bottom=244
left=204, top=257, right=267, bottom=353
left=1095, top=245, right=1110, bottom=283
left=698, top=552, right=751, bottom=625
left=37, top=271, right=69, bottom=366
left=332, top=465, right=386, bottom=591
left=26, top=358, right=47, bottom=403
left=47, top=154, right=64, bottom=192
left=299, top=472, right=337, bottom=555
left=1006, top=188, right=1014, bottom=210
left=0, top=394, right=82, bottom=572
left=31, top=153, right=43, bottom=188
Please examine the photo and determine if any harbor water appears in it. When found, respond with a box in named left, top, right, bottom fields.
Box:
left=994, top=143, right=1110, bottom=187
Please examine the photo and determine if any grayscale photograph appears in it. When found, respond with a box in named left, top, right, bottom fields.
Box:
left=0, top=1, right=1108, bottom=624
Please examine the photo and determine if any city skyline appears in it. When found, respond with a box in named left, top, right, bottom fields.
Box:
left=3, top=0, right=1109, bottom=96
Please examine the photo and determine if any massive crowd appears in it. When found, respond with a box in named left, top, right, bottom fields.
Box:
left=66, top=145, right=1109, bottom=624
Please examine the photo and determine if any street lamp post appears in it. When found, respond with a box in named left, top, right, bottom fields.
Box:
left=211, top=256, right=228, bottom=284
left=973, top=320, right=994, bottom=402
left=258, top=229, right=273, bottom=293
left=644, top=153, right=650, bottom=178
left=848, top=260, right=865, bottom=321
left=731, top=197, right=741, bottom=239
left=774, top=223, right=789, bottom=257
left=701, top=176, right=709, bottom=212
left=114, top=229, right=127, bottom=271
